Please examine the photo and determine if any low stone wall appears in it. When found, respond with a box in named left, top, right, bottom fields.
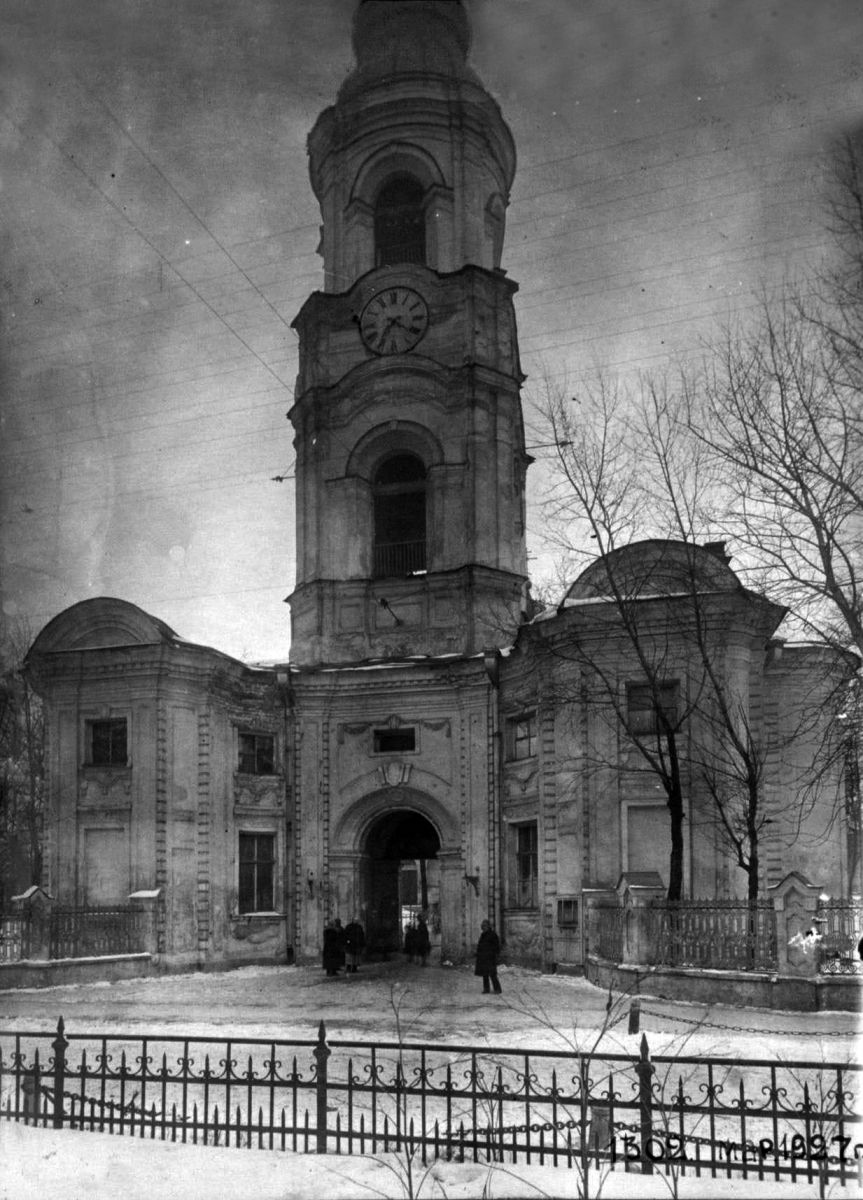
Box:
left=0, top=953, right=155, bottom=991
left=585, top=953, right=863, bottom=1013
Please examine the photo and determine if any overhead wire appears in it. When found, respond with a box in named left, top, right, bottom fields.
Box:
left=3, top=2, right=857, bottom=643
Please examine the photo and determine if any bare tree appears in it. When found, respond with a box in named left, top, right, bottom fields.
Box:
left=811, top=128, right=863, bottom=394
left=534, top=372, right=832, bottom=901
left=674, top=135, right=863, bottom=895
left=690, top=298, right=863, bottom=659
left=683, top=131, right=863, bottom=662
left=0, top=623, right=44, bottom=908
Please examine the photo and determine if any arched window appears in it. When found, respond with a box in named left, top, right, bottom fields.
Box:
left=374, top=177, right=426, bottom=267
left=373, top=454, right=427, bottom=577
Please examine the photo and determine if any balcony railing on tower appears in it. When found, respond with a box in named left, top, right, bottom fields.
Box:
left=373, top=539, right=426, bottom=578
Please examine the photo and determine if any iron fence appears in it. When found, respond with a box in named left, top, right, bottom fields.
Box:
left=645, top=899, right=778, bottom=972
left=0, top=914, right=29, bottom=963
left=372, top=539, right=426, bottom=578
left=0, top=906, right=146, bottom=963
left=817, top=899, right=863, bottom=976
left=590, top=903, right=624, bottom=962
left=49, top=906, right=145, bottom=959
left=1, top=1018, right=859, bottom=1187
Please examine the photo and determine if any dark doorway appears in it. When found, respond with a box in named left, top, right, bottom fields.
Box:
left=363, top=810, right=440, bottom=958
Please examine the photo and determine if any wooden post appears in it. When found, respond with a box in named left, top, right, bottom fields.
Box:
left=314, top=1020, right=330, bottom=1154
left=628, top=998, right=641, bottom=1034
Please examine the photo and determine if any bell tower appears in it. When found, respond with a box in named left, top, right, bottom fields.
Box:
left=288, top=0, right=530, bottom=667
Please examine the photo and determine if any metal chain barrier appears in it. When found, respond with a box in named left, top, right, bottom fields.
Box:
left=640, top=1005, right=858, bottom=1038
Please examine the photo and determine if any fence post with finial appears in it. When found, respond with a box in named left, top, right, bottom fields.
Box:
left=635, top=1033, right=655, bottom=1175
left=314, top=1020, right=331, bottom=1154
left=52, top=1017, right=68, bottom=1129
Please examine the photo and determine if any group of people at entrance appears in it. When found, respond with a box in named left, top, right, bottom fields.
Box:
left=403, top=915, right=431, bottom=965
left=322, top=914, right=501, bottom=994
left=322, top=918, right=365, bottom=976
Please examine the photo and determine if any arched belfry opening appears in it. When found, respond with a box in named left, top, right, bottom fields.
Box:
left=362, top=809, right=441, bottom=958
left=373, top=453, right=427, bottom=577
left=374, top=175, right=426, bottom=266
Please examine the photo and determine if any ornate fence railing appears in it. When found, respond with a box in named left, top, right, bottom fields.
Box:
left=0, top=906, right=146, bottom=963
left=48, top=906, right=146, bottom=959
left=644, top=899, right=778, bottom=972
left=0, top=914, right=30, bottom=963
left=817, top=899, right=863, bottom=976
left=1, top=1019, right=860, bottom=1187
left=590, top=903, right=625, bottom=962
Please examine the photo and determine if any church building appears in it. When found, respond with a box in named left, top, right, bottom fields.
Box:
left=24, top=1, right=853, bottom=972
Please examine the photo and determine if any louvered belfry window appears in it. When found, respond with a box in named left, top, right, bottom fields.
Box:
left=375, top=176, right=426, bottom=266
left=373, top=454, right=427, bottom=577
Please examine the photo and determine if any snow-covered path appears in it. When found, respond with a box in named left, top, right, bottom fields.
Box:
left=0, top=961, right=858, bottom=1059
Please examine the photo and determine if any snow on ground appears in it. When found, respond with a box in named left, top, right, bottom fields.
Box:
left=0, top=961, right=858, bottom=1062
left=0, top=964, right=859, bottom=1199
left=0, top=1121, right=847, bottom=1200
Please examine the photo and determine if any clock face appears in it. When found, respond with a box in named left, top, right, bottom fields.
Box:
left=359, top=287, right=429, bottom=355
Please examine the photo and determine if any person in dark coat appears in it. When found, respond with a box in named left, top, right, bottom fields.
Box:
left=322, top=920, right=342, bottom=976
left=404, top=920, right=417, bottom=963
left=343, top=918, right=365, bottom=973
left=333, top=918, right=346, bottom=971
left=415, top=916, right=431, bottom=966
left=474, top=919, right=502, bottom=994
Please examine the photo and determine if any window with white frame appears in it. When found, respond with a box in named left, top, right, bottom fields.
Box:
left=507, top=712, right=537, bottom=761
left=238, top=832, right=276, bottom=913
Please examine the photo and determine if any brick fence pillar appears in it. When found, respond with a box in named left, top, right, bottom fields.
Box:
left=616, top=873, right=665, bottom=964
left=11, top=885, right=53, bottom=960
left=128, top=888, right=163, bottom=957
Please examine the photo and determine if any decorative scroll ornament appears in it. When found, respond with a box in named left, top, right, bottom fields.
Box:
left=78, top=770, right=132, bottom=807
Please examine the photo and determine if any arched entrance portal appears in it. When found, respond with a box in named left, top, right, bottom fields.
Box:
left=363, top=810, right=441, bottom=958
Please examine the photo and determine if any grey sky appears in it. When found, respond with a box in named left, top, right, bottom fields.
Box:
left=2, top=0, right=860, bottom=660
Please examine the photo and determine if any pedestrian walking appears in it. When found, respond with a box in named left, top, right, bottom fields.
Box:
left=415, top=915, right=431, bottom=966
left=474, top=919, right=502, bottom=994
left=344, top=917, right=365, bottom=973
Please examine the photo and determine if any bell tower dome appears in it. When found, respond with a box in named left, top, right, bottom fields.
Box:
left=288, top=0, right=530, bottom=666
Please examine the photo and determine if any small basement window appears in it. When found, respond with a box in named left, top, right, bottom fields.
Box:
left=373, top=727, right=417, bottom=754
left=557, top=898, right=578, bottom=927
